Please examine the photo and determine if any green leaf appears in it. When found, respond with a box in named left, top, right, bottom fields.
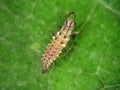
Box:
left=0, top=0, right=120, bottom=90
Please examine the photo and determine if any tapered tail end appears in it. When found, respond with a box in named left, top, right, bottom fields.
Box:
left=41, top=69, right=46, bottom=73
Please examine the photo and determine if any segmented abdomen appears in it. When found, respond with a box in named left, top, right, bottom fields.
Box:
left=41, top=12, right=75, bottom=73
left=42, top=30, right=69, bottom=72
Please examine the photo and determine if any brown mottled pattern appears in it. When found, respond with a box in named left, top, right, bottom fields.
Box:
left=42, top=12, right=75, bottom=73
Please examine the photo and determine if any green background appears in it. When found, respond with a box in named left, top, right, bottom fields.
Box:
left=0, top=0, right=120, bottom=90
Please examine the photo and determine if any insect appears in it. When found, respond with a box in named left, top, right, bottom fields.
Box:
left=41, top=12, right=75, bottom=73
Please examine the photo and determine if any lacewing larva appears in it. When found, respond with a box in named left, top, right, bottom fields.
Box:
left=41, top=12, right=75, bottom=73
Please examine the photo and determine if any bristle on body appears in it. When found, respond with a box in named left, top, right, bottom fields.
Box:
left=41, top=12, right=75, bottom=73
